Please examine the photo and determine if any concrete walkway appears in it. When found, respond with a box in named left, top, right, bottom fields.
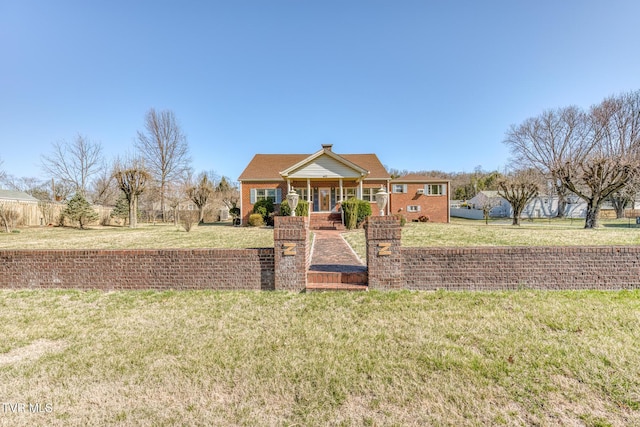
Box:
left=309, top=230, right=366, bottom=273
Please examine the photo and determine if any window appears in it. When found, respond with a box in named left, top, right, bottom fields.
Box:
left=257, top=189, right=276, bottom=202
left=407, top=205, right=421, bottom=212
left=296, top=188, right=312, bottom=201
left=393, top=184, right=407, bottom=193
left=362, top=188, right=376, bottom=202
left=250, top=188, right=282, bottom=204
left=425, top=184, right=446, bottom=196
left=344, top=188, right=357, bottom=199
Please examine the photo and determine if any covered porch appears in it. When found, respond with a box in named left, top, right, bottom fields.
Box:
left=279, top=144, right=386, bottom=214
left=286, top=178, right=375, bottom=213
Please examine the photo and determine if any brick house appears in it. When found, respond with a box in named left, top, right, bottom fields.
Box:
left=389, top=174, right=450, bottom=223
left=238, top=145, right=450, bottom=226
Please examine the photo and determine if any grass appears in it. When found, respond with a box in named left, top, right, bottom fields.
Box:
left=343, top=218, right=640, bottom=261
left=3, top=218, right=640, bottom=254
left=0, top=290, right=639, bottom=426
left=0, top=222, right=274, bottom=250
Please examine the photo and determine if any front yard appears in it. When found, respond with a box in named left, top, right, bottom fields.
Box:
left=343, top=218, right=640, bottom=261
left=0, top=222, right=274, bottom=250
left=1, top=290, right=639, bottom=426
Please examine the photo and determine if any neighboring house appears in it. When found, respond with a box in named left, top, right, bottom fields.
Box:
left=0, top=189, right=39, bottom=204
left=238, top=144, right=450, bottom=226
left=467, top=191, right=510, bottom=218
left=451, top=191, right=592, bottom=219
left=0, top=189, right=40, bottom=226
left=389, top=174, right=450, bottom=222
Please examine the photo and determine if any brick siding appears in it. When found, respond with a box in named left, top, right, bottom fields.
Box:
left=402, top=246, right=640, bottom=291
left=388, top=182, right=449, bottom=222
left=240, top=181, right=288, bottom=225
left=0, top=249, right=274, bottom=291
left=365, top=216, right=403, bottom=290
left=274, top=216, right=309, bottom=291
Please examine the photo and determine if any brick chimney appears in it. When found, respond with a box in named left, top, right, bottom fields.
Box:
left=322, top=144, right=333, bottom=152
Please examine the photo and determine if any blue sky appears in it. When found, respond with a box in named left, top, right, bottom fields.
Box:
left=1, top=0, right=639, bottom=183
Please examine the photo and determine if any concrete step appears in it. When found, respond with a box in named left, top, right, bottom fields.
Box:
left=309, top=213, right=344, bottom=230
left=307, top=271, right=368, bottom=285
left=310, top=221, right=345, bottom=230
left=306, top=282, right=368, bottom=292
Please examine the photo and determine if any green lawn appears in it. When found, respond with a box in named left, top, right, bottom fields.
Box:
left=1, top=290, right=638, bottom=426
left=343, top=218, right=640, bottom=261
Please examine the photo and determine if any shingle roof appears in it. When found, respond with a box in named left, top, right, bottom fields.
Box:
left=238, top=152, right=391, bottom=181
left=0, top=189, right=39, bottom=203
left=391, top=173, right=449, bottom=182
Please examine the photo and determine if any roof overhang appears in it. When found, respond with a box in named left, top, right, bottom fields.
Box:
left=279, top=147, right=369, bottom=180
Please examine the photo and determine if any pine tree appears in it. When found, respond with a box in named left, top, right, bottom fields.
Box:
left=63, top=193, right=99, bottom=229
left=110, top=194, right=130, bottom=226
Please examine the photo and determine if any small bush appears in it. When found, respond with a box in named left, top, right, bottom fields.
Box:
left=394, top=214, right=407, bottom=227
left=62, top=193, right=99, bottom=229
left=279, top=199, right=309, bottom=217
left=181, top=211, right=198, bottom=232
left=0, top=204, right=20, bottom=233
left=418, top=215, right=430, bottom=223
left=342, top=198, right=372, bottom=230
left=248, top=213, right=265, bottom=227
left=253, top=199, right=274, bottom=225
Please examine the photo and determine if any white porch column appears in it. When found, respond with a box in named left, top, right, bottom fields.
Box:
left=239, top=181, right=243, bottom=225
left=387, top=181, right=391, bottom=215
left=307, top=179, right=311, bottom=212
left=339, top=178, right=343, bottom=202
left=287, top=179, right=291, bottom=193
left=359, top=180, right=363, bottom=200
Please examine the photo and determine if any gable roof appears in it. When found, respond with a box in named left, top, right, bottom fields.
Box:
left=0, top=189, right=39, bottom=203
left=238, top=149, right=390, bottom=181
left=280, top=147, right=369, bottom=178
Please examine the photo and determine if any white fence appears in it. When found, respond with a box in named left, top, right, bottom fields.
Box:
left=450, top=207, right=485, bottom=220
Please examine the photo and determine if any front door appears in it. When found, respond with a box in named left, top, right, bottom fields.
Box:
left=319, top=188, right=331, bottom=211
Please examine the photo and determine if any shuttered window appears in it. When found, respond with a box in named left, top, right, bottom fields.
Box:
left=425, top=184, right=446, bottom=196
left=250, top=188, right=282, bottom=204
left=392, top=184, right=407, bottom=193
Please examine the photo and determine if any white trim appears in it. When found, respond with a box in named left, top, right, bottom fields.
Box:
left=279, top=147, right=369, bottom=178
left=239, top=182, right=243, bottom=225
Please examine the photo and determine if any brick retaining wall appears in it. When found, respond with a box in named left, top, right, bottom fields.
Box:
left=402, top=246, right=640, bottom=291
left=3, top=218, right=640, bottom=292
left=0, top=249, right=274, bottom=291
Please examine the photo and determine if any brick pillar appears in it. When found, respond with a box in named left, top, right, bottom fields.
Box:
left=274, top=216, right=309, bottom=291
left=365, top=216, right=402, bottom=290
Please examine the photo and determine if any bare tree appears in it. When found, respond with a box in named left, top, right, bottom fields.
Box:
left=504, top=106, right=588, bottom=218
left=136, top=108, right=191, bottom=222
left=41, top=135, right=104, bottom=197
left=3, top=176, right=52, bottom=201
left=554, top=91, right=640, bottom=228
left=165, top=181, right=187, bottom=226
left=608, top=177, right=640, bottom=219
left=187, top=172, right=214, bottom=224
left=91, top=168, right=120, bottom=206
left=0, top=157, right=5, bottom=185
left=112, top=158, right=150, bottom=228
left=498, top=169, right=541, bottom=226
left=0, top=203, right=20, bottom=233
left=477, top=195, right=503, bottom=225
